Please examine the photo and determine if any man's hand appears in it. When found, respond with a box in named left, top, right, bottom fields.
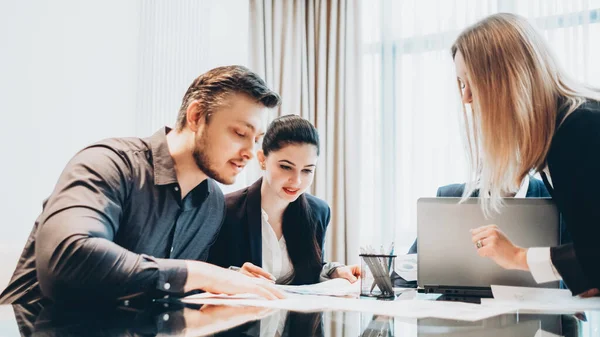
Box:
left=470, top=224, right=529, bottom=271
left=184, top=261, right=285, bottom=300
left=331, top=264, right=361, bottom=283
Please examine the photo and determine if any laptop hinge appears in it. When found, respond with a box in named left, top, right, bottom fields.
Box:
left=422, top=285, right=493, bottom=298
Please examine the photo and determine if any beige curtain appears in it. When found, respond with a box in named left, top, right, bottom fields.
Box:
left=249, top=0, right=362, bottom=265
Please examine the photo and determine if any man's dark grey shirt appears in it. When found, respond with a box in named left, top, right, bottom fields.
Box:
left=0, top=127, right=225, bottom=304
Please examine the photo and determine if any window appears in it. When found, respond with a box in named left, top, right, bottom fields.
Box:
left=359, top=0, right=600, bottom=254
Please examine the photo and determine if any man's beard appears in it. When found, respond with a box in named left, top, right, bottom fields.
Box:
left=192, top=131, right=233, bottom=185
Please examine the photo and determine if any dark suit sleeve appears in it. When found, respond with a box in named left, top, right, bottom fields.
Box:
left=323, top=206, right=331, bottom=258
left=547, top=107, right=600, bottom=294
left=318, top=205, right=331, bottom=264
left=316, top=202, right=343, bottom=282
left=550, top=244, right=592, bottom=293
left=207, top=219, right=230, bottom=268
left=437, top=184, right=467, bottom=197
left=35, top=146, right=187, bottom=303
left=207, top=194, right=241, bottom=269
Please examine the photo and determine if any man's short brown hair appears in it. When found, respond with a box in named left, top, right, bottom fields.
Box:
left=175, top=65, right=281, bottom=131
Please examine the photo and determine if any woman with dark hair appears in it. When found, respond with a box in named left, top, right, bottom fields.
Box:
left=209, top=115, right=359, bottom=285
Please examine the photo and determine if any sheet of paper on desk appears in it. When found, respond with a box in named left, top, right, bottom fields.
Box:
left=535, top=329, right=563, bottom=337
left=185, top=293, right=262, bottom=300
left=322, top=297, right=515, bottom=321
left=183, top=289, right=517, bottom=321
left=480, top=285, right=600, bottom=313
left=275, top=278, right=360, bottom=297
left=395, top=254, right=417, bottom=281
left=184, top=294, right=515, bottom=321
left=182, top=293, right=329, bottom=312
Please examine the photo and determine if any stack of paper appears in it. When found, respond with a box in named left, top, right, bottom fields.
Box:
left=182, top=293, right=516, bottom=321
left=183, top=293, right=328, bottom=312
left=275, top=278, right=360, bottom=297
left=395, top=254, right=417, bottom=281
left=482, top=285, right=600, bottom=313
left=335, top=296, right=515, bottom=321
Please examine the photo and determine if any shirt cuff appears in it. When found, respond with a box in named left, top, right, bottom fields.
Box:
left=527, top=247, right=563, bottom=283
left=151, top=256, right=188, bottom=294
left=319, top=262, right=345, bottom=282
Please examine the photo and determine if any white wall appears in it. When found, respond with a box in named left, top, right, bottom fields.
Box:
left=0, top=0, right=249, bottom=290
left=134, top=0, right=252, bottom=194
left=134, top=0, right=250, bottom=137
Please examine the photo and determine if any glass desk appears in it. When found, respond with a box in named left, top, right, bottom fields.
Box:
left=0, top=298, right=598, bottom=337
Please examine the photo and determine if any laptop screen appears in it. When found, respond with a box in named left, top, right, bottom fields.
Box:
left=417, top=198, right=560, bottom=295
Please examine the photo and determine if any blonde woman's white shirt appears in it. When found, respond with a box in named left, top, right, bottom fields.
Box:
left=526, top=168, right=563, bottom=283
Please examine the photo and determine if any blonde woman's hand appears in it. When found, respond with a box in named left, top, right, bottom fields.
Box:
left=470, top=224, right=529, bottom=271
left=579, top=288, right=600, bottom=298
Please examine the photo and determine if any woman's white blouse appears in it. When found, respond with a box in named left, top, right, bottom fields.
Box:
left=261, top=209, right=294, bottom=282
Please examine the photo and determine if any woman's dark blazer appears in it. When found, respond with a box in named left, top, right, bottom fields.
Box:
left=543, top=100, right=600, bottom=295
left=208, top=178, right=331, bottom=285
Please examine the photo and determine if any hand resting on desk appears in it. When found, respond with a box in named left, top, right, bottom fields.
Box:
left=235, top=262, right=361, bottom=284
left=184, top=261, right=285, bottom=300
left=238, top=262, right=277, bottom=282
left=330, top=264, right=361, bottom=283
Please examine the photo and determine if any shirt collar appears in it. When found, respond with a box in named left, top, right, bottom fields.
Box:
left=261, top=208, right=269, bottom=222
left=147, top=126, right=215, bottom=196
left=515, top=175, right=530, bottom=198
left=149, top=127, right=179, bottom=186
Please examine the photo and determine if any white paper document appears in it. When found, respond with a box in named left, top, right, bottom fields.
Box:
left=326, top=297, right=515, bottom=321
left=183, top=293, right=329, bottom=312
left=395, top=254, right=417, bottom=281
left=481, top=285, right=600, bottom=313
left=183, top=292, right=515, bottom=321
left=275, top=278, right=360, bottom=297
left=535, top=329, right=563, bottom=337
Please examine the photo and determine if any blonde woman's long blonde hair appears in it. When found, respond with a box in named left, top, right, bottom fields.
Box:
left=452, top=13, right=600, bottom=215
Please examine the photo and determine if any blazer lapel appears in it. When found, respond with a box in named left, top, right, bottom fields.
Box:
left=246, top=178, right=263, bottom=267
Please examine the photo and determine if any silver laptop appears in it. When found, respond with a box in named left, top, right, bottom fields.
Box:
left=417, top=198, right=560, bottom=297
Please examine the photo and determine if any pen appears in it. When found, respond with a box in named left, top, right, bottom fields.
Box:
left=387, top=242, right=395, bottom=271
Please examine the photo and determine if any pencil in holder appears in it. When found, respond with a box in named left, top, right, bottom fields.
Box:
left=359, top=254, right=396, bottom=298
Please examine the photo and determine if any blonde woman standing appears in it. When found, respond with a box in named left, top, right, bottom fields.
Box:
left=452, top=13, right=600, bottom=296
